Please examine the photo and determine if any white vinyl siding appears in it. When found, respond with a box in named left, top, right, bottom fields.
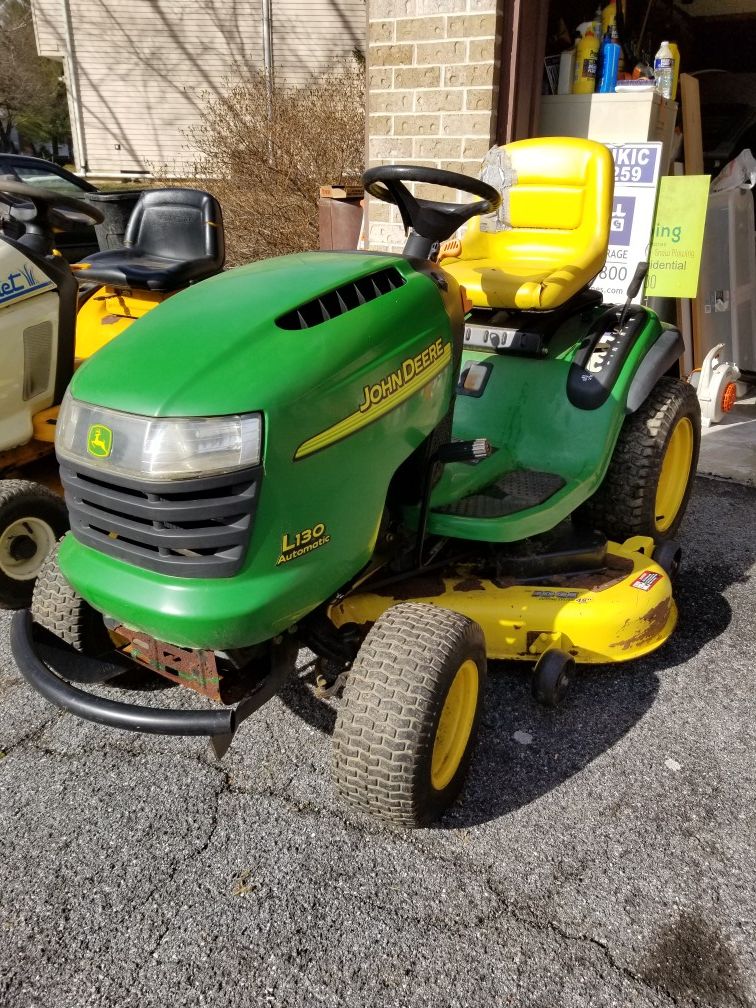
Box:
left=272, top=0, right=363, bottom=84
left=31, top=0, right=365, bottom=174
left=31, top=0, right=64, bottom=57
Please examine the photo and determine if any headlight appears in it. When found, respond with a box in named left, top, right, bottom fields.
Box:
left=56, top=391, right=262, bottom=482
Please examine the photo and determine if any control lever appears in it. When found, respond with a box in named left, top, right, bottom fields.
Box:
left=616, top=261, right=648, bottom=334
left=566, top=262, right=649, bottom=410
left=435, top=438, right=492, bottom=464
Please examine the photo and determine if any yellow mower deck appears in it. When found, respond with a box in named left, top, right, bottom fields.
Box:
left=329, top=537, right=676, bottom=665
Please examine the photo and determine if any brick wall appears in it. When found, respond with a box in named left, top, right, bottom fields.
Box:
left=367, top=1, right=501, bottom=252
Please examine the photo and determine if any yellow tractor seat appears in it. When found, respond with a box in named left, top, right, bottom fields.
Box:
left=442, top=137, right=615, bottom=312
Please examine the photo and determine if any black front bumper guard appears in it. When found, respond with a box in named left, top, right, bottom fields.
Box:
left=10, top=610, right=288, bottom=752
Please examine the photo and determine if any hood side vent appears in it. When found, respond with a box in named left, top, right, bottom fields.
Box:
left=277, top=267, right=405, bottom=331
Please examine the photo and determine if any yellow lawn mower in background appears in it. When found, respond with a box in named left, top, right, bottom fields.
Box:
left=0, top=179, right=225, bottom=608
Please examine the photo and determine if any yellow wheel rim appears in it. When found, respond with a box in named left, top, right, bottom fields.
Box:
left=655, top=417, right=694, bottom=533
left=431, top=658, right=479, bottom=791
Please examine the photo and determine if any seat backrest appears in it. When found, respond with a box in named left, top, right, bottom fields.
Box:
left=125, top=187, right=225, bottom=268
left=460, top=136, right=614, bottom=274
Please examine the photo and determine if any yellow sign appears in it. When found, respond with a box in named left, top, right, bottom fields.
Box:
left=87, top=424, right=113, bottom=458
left=646, top=175, right=710, bottom=298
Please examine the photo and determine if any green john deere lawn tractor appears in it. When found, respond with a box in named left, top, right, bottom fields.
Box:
left=11, top=137, right=700, bottom=827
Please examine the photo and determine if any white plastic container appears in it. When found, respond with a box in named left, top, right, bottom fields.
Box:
left=557, top=46, right=576, bottom=95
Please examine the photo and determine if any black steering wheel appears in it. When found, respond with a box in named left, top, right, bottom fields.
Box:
left=362, top=165, right=501, bottom=249
left=0, top=178, right=104, bottom=256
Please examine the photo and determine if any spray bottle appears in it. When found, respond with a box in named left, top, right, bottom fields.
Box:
left=602, top=1, right=617, bottom=38
left=573, top=28, right=599, bottom=94
left=593, top=4, right=603, bottom=38
left=597, top=29, right=621, bottom=93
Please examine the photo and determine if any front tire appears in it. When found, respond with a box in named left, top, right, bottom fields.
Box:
left=575, top=377, right=700, bottom=542
left=31, top=543, right=112, bottom=654
left=0, top=480, right=69, bottom=610
left=332, top=603, right=487, bottom=828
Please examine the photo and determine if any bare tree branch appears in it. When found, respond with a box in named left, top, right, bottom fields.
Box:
left=154, top=59, right=365, bottom=266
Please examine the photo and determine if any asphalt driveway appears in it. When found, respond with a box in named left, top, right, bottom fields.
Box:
left=1, top=475, right=754, bottom=1008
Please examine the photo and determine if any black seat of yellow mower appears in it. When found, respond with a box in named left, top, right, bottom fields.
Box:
left=78, top=188, right=225, bottom=291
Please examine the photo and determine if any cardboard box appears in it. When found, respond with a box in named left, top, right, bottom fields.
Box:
left=538, top=92, right=678, bottom=174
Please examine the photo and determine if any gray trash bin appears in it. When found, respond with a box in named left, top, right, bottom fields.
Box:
left=86, top=189, right=144, bottom=250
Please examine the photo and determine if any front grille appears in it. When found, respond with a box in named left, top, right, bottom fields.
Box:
left=60, top=462, right=261, bottom=577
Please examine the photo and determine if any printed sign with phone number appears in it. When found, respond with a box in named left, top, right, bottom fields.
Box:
left=591, top=142, right=662, bottom=302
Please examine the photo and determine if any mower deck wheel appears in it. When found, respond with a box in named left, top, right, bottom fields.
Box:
left=653, top=540, right=682, bottom=578
left=532, top=649, right=574, bottom=708
left=31, top=543, right=113, bottom=654
left=332, top=602, right=486, bottom=828
left=0, top=481, right=69, bottom=610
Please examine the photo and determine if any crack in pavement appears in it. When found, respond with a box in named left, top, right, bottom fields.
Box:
left=74, top=756, right=234, bottom=998
left=0, top=710, right=65, bottom=759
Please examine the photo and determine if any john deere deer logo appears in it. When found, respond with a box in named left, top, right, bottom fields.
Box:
left=87, top=424, right=113, bottom=458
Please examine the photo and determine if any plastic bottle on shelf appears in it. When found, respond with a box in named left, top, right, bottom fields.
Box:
left=593, top=4, right=603, bottom=38
left=597, top=30, right=621, bottom=93
left=653, top=40, right=674, bottom=99
left=669, top=42, right=681, bottom=101
left=573, top=29, right=599, bottom=94
left=592, top=4, right=603, bottom=80
left=602, top=1, right=617, bottom=39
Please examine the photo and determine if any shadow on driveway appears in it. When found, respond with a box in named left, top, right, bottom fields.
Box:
left=277, top=479, right=749, bottom=829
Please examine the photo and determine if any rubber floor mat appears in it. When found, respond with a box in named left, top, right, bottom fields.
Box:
left=435, top=469, right=566, bottom=518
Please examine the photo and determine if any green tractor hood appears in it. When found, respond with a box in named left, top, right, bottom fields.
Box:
left=71, top=252, right=422, bottom=417
left=59, top=251, right=461, bottom=650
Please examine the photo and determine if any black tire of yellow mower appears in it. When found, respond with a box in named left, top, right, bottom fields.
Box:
left=32, top=543, right=112, bottom=655
left=332, top=602, right=487, bottom=828
left=575, top=377, right=701, bottom=543
left=0, top=480, right=69, bottom=610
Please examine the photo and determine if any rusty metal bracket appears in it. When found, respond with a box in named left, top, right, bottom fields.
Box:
left=115, top=625, right=221, bottom=701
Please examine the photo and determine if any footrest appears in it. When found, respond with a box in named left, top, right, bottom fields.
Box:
left=435, top=469, right=566, bottom=519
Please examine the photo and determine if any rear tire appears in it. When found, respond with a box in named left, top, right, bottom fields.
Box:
left=0, top=480, right=69, bottom=610
left=332, top=602, right=486, bottom=828
left=575, top=377, right=700, bottom=543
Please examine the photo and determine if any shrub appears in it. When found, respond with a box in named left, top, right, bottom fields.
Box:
left=182, top=60, right=365, bottom=265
